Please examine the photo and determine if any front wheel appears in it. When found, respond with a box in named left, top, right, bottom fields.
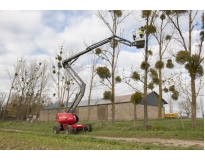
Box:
left=65, top=125, right=73, bottom=134
left=84, top=124, right=92, bottom=132
left=53, top=126, right=60, bottom=134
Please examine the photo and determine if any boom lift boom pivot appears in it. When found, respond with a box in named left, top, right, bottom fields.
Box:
left=53, top=35, right=142, bottom=135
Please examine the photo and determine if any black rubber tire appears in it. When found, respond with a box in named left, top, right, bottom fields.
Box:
left=84, top=124, right=92, bottom=132
left=53, top=126, right=60, bottom=134
left=65, top=125, right=73, bottom=134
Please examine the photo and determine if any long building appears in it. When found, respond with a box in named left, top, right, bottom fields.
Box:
left=39, top=91, right=168, bottom=122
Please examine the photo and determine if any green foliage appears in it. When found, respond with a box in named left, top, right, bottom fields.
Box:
left=148, top=50, right=153, bottom=56
left=152, top=78, right=159, bottom=85
left=66, top=80, right=70, bottom=85
left=130, top=91, right=142, bottom=105
left=57, top=55, right=62, bottom=61
left=196, top=65, right=204, bottom=77
left=176, top=50, right=190, bottom=64
left=164, top=10, right=171, bottom=15
left=166, top=59, right=174, bottom=69
left=169, top=85, right=175, bottom=92
left=140, top=61, right=150, bottom=70
left=141, top=10, right=152, bottom=18
left=150, top=68, right=158, bottom=78
left=166, top=85, right=179, bottom=100
left=131, top=71, right=140, bottom=81
left=163, top=87, right=168, bottom=93
left=160, top=13, right=166, bottom=20
left=57, top=62, right=62, bottom=68
left=171, top=90, right=179, bottom=100
left=190, top=54, right=201, bottom=64
left=103, top=91, right=112, bottom=101
left=155, top=60, right=164, bottom=69
left=184, top=63, right=190, bottom=71
left=60, top=47, right=63, bottom=54
left=113, top=10, right=122, bottom=17
left=183, top=54, right=204, bottom=77
left=96, top=67, right=111, bottom=79
left=144, top=25, right=156, bottom=35
left=148, top=83, right=154, bottom=90
left=110, top=40, right=118, bottom=48
left=115, top=76, right=122, bottom=83
left=165, top=35, right=172, bottom=41
left=95, top=48, right=102, bottom=55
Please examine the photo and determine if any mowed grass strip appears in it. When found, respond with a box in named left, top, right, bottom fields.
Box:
left=0, top=118, right=204, bottom=141
left=0, top=130, right=200, bottom=150
left=0, top=118, right=203, bottom=150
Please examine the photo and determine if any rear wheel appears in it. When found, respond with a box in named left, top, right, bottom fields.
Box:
left=53, top=126, right=60, bottom=134
left=65, top=125, right=73, bottom=134
left=84, top=124, right=92, bottom=132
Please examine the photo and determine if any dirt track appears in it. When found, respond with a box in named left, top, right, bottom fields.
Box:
left=84, top=135, right=204, bottom=149
left=1, top=128, right=204, bottom=149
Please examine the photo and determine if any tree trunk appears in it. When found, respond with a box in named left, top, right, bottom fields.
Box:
left=191, top=75, right=197, bottom=128
left=143, top=19, right=149, bottom=128
left=87, top=62, right=95, bottom=121
left=180, top=113, right=185, bottom=130
left=158, top=66, right=162, bottom=120
left=111, top=50, right=115, bottom=125
left=134, top=104, right=137, bottom=126
left=2, top=76, right=16, bottom=121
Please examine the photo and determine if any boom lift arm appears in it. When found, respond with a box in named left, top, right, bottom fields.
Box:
left=62, top=35, right=138, bottom=113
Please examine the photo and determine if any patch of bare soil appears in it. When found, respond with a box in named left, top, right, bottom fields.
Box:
left=85, top=136, right=204, bottom=149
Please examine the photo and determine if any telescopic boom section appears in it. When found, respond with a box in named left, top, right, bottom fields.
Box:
left=62, top=35, right=137, bottom=113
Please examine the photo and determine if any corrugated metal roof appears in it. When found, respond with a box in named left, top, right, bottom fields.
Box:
left=78, top=99, right=104, bottom=106
left=43, top=91, right=168, bottom=110
left=115, top=94, right=132, bottom=103
left=43, top=99, right=106, bottom=110
left=98, top=91, right=168, bottom=105
left=43, top=104, right=59, bottom=110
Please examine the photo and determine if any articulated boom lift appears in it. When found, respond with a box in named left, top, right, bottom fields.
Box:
left=53, top=35, right=144, bottom=134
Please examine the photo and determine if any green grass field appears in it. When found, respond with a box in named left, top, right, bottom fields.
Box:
left=0, top=118, right=204, bottom=150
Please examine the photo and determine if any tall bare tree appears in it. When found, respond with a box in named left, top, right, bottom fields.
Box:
left=199, top=97, right=204, bottom=118
left=140, top=10, right=157, bottom=127
left=151, top=11, right=176, bottom=119
left=85, top=49, right=101, bottom=121
left=95, top=10, right=132, bottom=125
left=34, top=60, right=50, bottom=117
left=2, top=58, right=23, bottom=121
left=165, top=10, right=204, bottom=127
left=4, top=58, right=50, bottom=121
left=178, top=100, right=192, bottom=118
left=0, top=92, right=6, bottom=119
left=51, top=46, right=84, bottom=112
left=51, top=47, right=72, bottom=111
